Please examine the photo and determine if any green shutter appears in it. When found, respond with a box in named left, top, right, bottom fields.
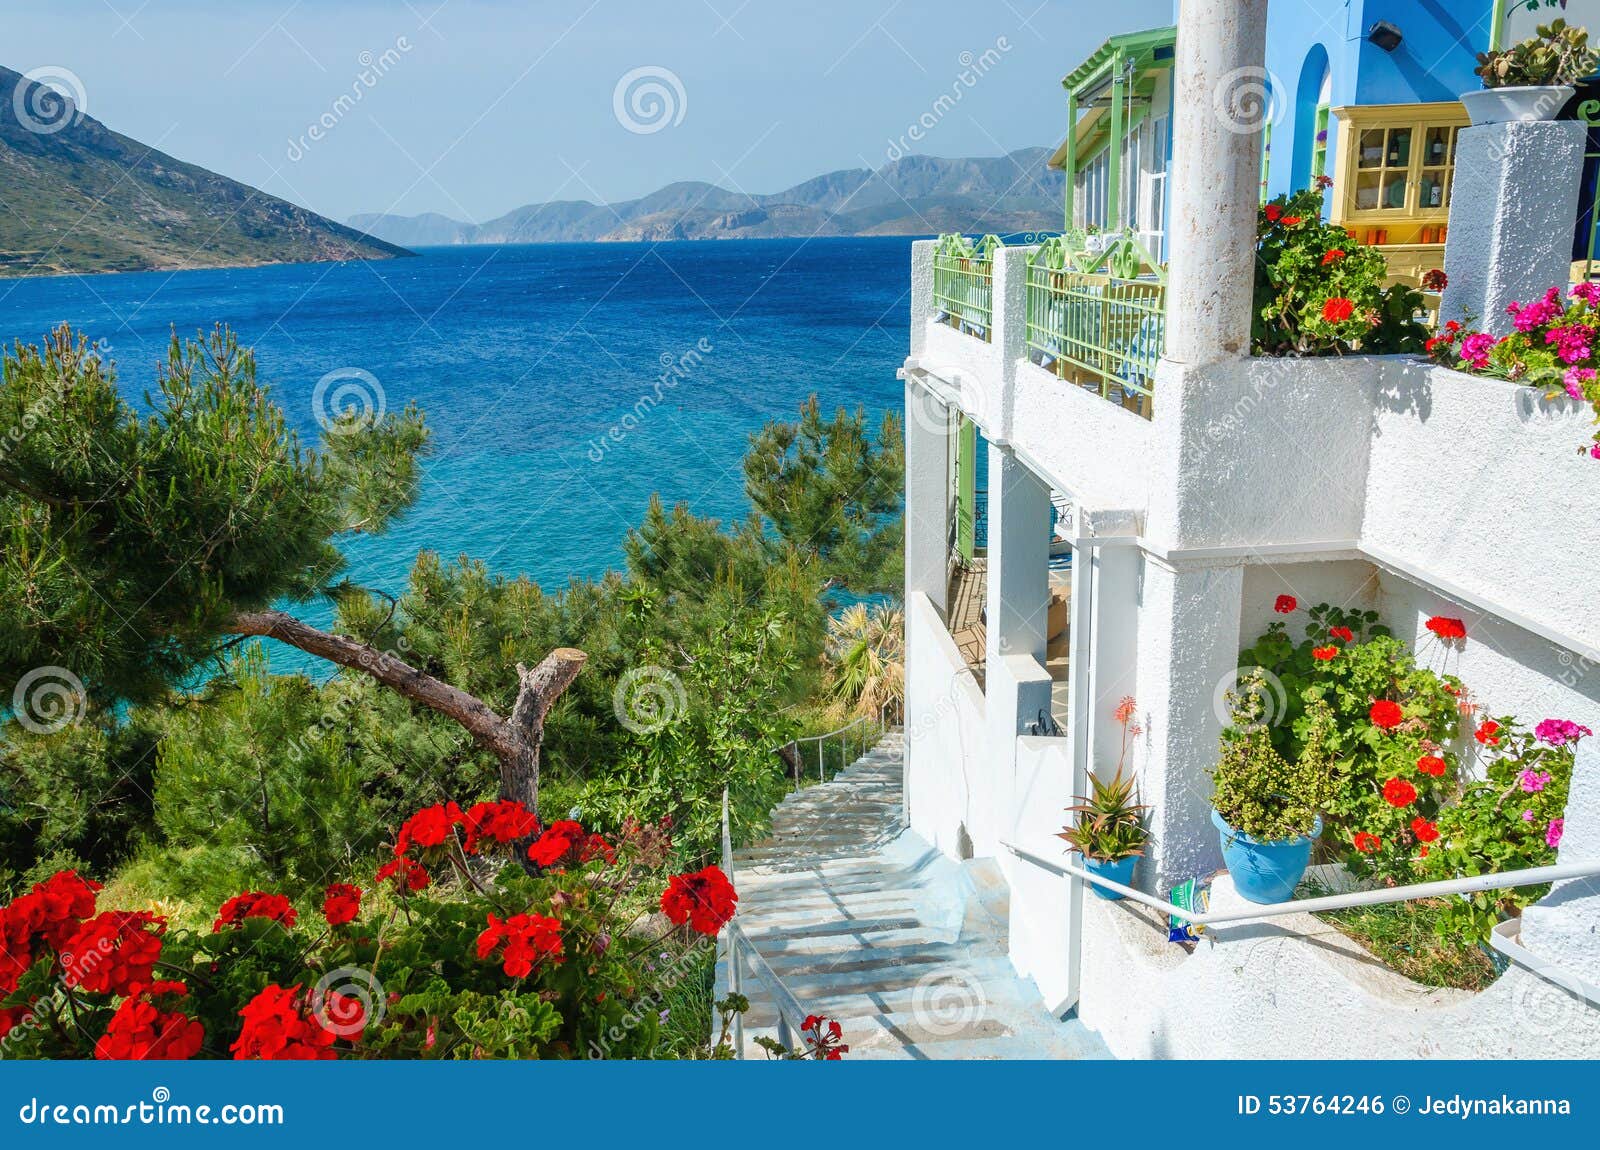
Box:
left=955, top=417, right=977, bottom=563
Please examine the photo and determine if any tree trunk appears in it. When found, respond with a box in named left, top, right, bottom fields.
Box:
left=229, top=610, right=586, bottom=817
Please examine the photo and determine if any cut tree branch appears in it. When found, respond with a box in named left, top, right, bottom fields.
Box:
left=228, top=610, right=583, bottom=820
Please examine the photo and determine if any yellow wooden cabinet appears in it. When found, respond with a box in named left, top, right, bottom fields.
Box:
left=1329, top=101, right=1469, bottom=287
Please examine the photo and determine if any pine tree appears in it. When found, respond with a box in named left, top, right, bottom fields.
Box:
left=0, top=326, right=582, bottom=817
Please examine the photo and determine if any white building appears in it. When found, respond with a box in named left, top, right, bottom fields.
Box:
left=899, top=0, right=1600, bottom=1058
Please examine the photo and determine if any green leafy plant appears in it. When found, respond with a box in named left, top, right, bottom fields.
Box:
left=1213, top=668, right=1338, bottom=841
left=1253, top=182, right=1430, bottom=357
left=824, top=602, right=903, bottom=724
left=1476, top=18, right=1596, bottom=88
left=1057, top=768, right=1149, bottom=863
left=1237, top=601, right=1464, bottom=884
left=1422, top=716, right=1584, bottom=942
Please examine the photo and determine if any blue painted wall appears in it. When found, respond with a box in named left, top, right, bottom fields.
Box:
left=1261, top=1, right=1492, bottom=202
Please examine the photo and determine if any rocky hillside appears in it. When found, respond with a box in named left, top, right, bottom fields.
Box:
left=0, top=64, right=409, bottom=278
left=350, top=149, right=1064, bottom=245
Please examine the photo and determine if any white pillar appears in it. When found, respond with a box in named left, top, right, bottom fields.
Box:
left=904, top=378, right=950, bottom=617
left=1440, top=121, right=1587, bottom=335
left=1135, top=559, right=1243, bottom=892
left=1164, top=0, right=1269, bottom=367
left=980, top=445, right=1053, bottom=861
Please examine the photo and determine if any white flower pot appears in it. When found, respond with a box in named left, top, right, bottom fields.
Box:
left=1459, top=85, right=1575, bottom=126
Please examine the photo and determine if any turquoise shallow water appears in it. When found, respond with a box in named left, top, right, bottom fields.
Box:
left=0, top=239, right=913, bottom=673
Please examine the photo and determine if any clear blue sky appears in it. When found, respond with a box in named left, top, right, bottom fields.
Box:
left=0, top=0, right=1172, bottom=223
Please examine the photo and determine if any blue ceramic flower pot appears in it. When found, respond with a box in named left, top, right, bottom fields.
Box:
left=1212, top=809, right=1321, bottom=905
left=1084, top=855, right=1138, bottom=900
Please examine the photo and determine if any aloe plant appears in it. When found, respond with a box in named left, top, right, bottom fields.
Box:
left=1476, top=18, right=1597, bottom=88
left=1057, top=769, right=1150, bottom=863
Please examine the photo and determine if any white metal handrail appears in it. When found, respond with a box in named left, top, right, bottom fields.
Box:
left=772, top=712, right=889, bottom=789
left=1003, top=839, right=1600, bottom=927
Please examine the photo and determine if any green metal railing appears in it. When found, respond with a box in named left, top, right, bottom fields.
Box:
left=931, top=233, right=1001, bottom=342
left=1025, top=235, right=1166, bottom=417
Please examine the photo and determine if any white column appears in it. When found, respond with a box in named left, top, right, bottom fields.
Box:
left=1440, top=121, right=1587, bottom=335
left=1135, top=558, right=1243, bottom=892
left=904, top=378, right=950, bottom=617
left=1164, top=0, right=1270, bottom=366
left=980, top=444, right=1053, bottom=861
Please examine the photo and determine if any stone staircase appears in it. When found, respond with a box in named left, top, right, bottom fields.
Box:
left=719, top=731, right=1109, bottom=1059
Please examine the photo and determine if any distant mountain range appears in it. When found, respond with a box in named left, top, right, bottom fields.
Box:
left=348, top=149, right=1065, bottom=246
left=0, top=64, right=407, bottom=278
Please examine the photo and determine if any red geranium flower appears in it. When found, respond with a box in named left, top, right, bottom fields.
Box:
left=1475, top=719, right=1501, bottom=746
left=62, top=911, right=165, bottom=997
left=94, top=996, right=203, bottom=1061
left=1416, top=754, right=1447, bottom=777
left=1322, top=297, right=1356, bottom=323
left=476, top=912, right=564, bottom=978
left=395, top=802, right=464, bottom=856
left=1382, top=778, right=1418, bottom=808
left=800, top=1014, right=849, bottom=1060
left=1273, top=594, right=1297, bottom=614
left=1421, top=269, right=1448, bottom=292
left=1425, top=615, right=1467, bottom=640
left=461, top=800, right=539, bottom=854
left=1282, top=215, right=1303, bottom=226
left=1353, top=832, right=1381, bottom=854
left=1312, top=645, right=1338, bottom=661
left=1369, top=700, right=1404, bottom=730
left=1410, top=817, right=1440, bottom=844
left=1264, top=204, right=1283, bottom=222
left=230, top=984, right=341, bottom=1061
left=527, top=820, right=586, bottom=867
left=322, top=884, right=362, bottom=927
left=375, top=855, right=430, bottom=892
left=212, top=891, right=297, bottom=933
left=1328, top=625, right=1354, bottom=643
left=1321, top=249, right=1346, bottom=265
left=661, top=866, right=739, bottom=936
left=26, top=870, right=101, bottom=949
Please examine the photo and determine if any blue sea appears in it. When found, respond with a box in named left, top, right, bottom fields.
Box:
left=0, top=239, right=912, bottom=671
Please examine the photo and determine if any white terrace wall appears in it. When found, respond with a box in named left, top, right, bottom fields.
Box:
left=904, top=592, right=989, bottom=860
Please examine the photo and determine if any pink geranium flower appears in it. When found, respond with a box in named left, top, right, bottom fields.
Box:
left=1547, top=818, right=1565, bottom=849
left=1572, top=281, right=1600, bottom=307
left=1507, top=287, right=1564, bottom=333
left=1458, top=332, right=1498, bottom=370
left=1534, top=718, right=1592, bottom=746
left=1563, top=367, right=1595, bottom=399
left=1546, top=324, right=1594, bottom=365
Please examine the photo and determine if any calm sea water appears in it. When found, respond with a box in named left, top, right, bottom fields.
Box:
left=0, top=239, right=913, bottom=672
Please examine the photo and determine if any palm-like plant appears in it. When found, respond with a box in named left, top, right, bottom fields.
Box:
left=1057, top=769, right=1150, bottom=862
left=824, top=603, right=903, bottom=723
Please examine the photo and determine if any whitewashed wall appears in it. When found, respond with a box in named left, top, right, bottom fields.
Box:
left=905, top=592, right=989, bottom=860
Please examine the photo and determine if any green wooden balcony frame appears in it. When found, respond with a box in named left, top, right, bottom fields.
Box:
left=931, top=233, right=1002, bottom=342
left=1025, top=235, right=1165, bottom=419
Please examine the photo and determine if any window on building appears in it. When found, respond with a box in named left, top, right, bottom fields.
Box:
left=1311, top=69, right=1332, bottom=180
left=1076, top=148, right=1110, bottom=230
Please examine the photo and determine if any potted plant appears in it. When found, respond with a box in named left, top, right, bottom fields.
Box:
left=1209, top=670, right=1338, bottom=904
left=1058, top=696, right=1147, bottom=899
left=1057, top=768, right=1149, bottom=899
left=1463, top=18, right=1596, bottom=125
